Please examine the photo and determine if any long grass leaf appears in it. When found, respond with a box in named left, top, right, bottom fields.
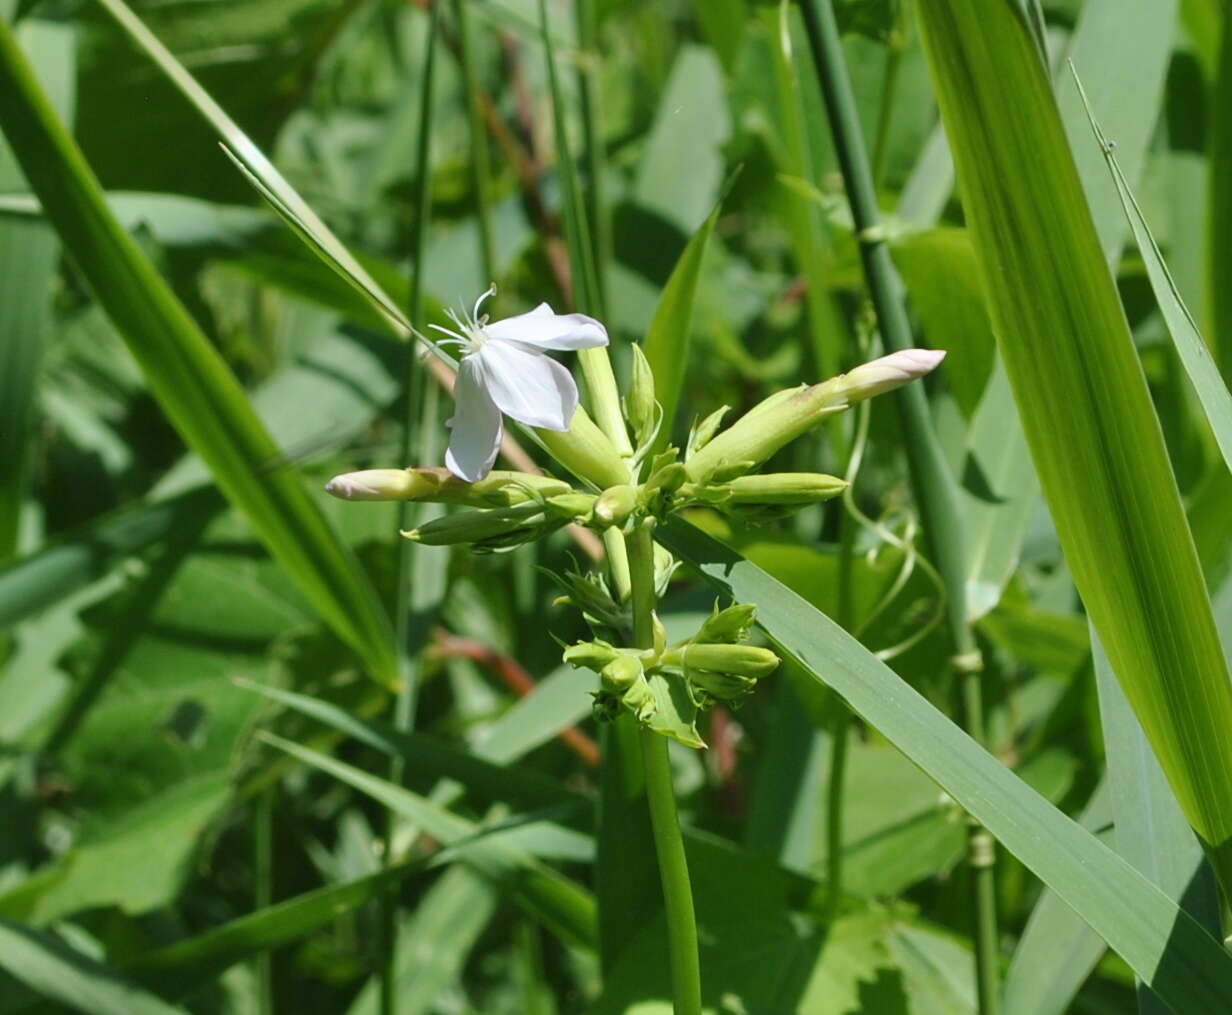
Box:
left=915, top=0, right=1232, bottom=892
left=1071, top=69, right=1232, bottom=476
left=259, top=732, right=597, bottom=949
left=125, top=863, right=427, bottom=996
left=89, top=0, right=412, bottom=341
left=0, top=20, right=398, bottom=684
left=659, top=519, right=1232, bottom=1013
left=0, top=919, right=187, bottom=1015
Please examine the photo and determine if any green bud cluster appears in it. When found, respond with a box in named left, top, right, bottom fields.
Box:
left=563, top=600, right=779, bottom=742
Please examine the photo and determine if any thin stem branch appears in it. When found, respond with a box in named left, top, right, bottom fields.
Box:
left=798, top=3, right=998, bottom=1011
left=627, top=522, right=701, bottom=1015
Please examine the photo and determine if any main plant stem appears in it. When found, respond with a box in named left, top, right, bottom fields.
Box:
left=627, top=521, right=701, bottom=1015
left=799, top=2, right=999, bottom=1011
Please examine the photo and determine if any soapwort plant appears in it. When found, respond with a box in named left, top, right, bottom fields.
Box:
left=327, top=293, right=944, bottom=1011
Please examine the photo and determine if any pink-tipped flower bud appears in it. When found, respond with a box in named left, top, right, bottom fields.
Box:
left=324, top=469, right=421, bottom=501
left=832, top=348, right=946, bottom=403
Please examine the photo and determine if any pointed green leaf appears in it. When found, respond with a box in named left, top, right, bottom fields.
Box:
left=916, top=0, right=1232, bottom=891
left=658, top=518, right=1232, bottom=1013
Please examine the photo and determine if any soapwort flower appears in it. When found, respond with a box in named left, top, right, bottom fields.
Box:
left=426, top=287, right=608, bottom=482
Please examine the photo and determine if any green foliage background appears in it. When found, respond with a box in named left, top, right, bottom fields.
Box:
left=0, top=0, right=1229, bottom=1012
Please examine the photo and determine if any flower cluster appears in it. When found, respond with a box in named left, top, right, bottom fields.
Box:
left=326, top=290, right=944, bottom=746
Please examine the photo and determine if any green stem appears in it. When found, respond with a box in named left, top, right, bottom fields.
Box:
left=799, top=2, right=998, bottom=1011
left=453, top=0, right=495, bottom=286
left=383, top=5, right=440, bottom=1013
left=627, top=522, right=701, bottom=1015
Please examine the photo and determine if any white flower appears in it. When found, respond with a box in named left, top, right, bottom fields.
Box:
left=427, top=287, right=608, bottom=482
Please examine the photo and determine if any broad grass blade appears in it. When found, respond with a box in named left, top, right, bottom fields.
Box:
left=1002, top=779, right=1111, bottom=1015
left=659, top=518, right=1232, bottom=1013
left=915, top=0, right=1232, bottom=892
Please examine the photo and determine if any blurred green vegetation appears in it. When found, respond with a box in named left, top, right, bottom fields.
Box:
left=0, top=0, right=1228, bottom=1012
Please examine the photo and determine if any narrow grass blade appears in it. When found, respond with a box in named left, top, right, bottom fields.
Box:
left=259, top=732, right=597, bottom=949
left=125, top=862, right=427, bottom=996
left=658, top=518, right=1232, bottom=1013
left=0, top=22, right=398, bottom=685
left=915, top=0, right=1232, bottom=892
left=0, top=919, right=187, bottom=1015
left=1071, top=69, right=1232, bottom=475
left=238, top=681, right=579, bottom=815
left=643, top=199, right=720, bottom=455
left=89, top=0, right=413, bottom=341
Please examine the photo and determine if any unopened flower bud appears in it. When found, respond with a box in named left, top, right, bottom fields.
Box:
left=722, top=472, right=848, bottom=506
left=643, top=462, right=688, bottom=497
left=402, top=501, right=545, bottom=546
left=626, top=344, right=659, bottom=447
left=564, top=639, right=621, bottom=671
left=675, top=643, right=780, bottom=678
left=686, top=406, right=730, bottom=458
left=829, top=348, right=946, bottom=404
left=684, top=351, right=943, bottom=483
left=593, top=484, right=640, bottom=527
left=601, top=654, right=644, bottom=692
left=325, top=467, right=573, bottom=507
left=325, top=469, right=423, bottom=501
left=696, top=602, right=757, bottom=644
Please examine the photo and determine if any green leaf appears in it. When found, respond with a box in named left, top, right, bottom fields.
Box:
left=88, top=0, right=413, bottom=341
left=1002, top=778, right=1111, bottom=1015
left=0, top=20, right=398, bottom=686
left=237, top=680, right=581, bottom=816
left=1210, top=12, right=1232, bottom=381
left=0, top=487, right=221, bottom=632
left=632, top=44, right=731, bottom=235
left=0, top=20, right=70, bottom=558
left=0, top=773, right=231, bottom=925
left=643, top=200, right=720, bottom=456
left=258, top=732, right=598, bottom=949
left=0, top=919, right=187, bottom=1015
left=658, top=518, right=1232, bottom=1013
left=1093, top=628, right=1223, bottom=1012
left=1072, top=72, right=1232, bottom=477
left=346, top=865, right=498, bottom=1015
left=125, top=861, right=428, bottom=995
left=916, top=0, right=1232, bottom=891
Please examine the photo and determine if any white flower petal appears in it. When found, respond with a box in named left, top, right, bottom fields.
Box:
left=445, top=356, right=503, bottom=481
left=477, top=340, right=578, bottom=431
left=483, top=302, right=608, bottom=350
